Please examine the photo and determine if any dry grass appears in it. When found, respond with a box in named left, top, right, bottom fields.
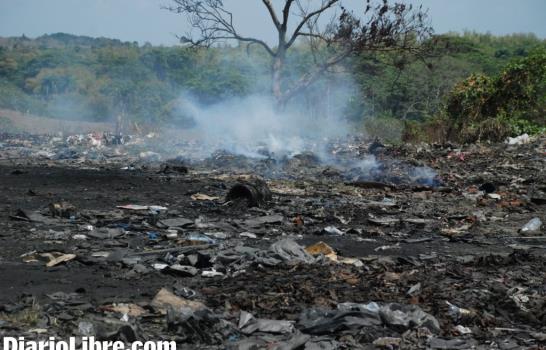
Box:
left=0, top=299, right=42, bottom=327
left=0, top=108, right=113, bottom=134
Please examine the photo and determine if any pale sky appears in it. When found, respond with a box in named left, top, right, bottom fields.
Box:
left=0, top=0, right=545, bottom=45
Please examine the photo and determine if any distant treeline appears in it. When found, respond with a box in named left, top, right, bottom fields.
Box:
left=0, top=32, right=544, bottom=140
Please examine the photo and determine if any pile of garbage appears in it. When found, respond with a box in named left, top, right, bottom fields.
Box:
left=0, top=132, right=545, bottom=348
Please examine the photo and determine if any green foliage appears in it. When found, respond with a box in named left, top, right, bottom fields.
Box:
left=445, top=48, right=546, bottom=142
left=0, top=31, right=544, bottom=135
left=0, top=34, right=261, bottom=123
left=350, top=31, right=545, bottom=130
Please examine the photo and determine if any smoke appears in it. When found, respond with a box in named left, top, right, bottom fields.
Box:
left=172, top=87, right=354, bottom=160
left=164, top=79, right=439, bottom=186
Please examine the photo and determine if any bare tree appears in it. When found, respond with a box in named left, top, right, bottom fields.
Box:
left=166, top=0, right=432, bottom=108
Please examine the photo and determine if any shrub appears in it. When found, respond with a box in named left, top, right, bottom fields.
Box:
left=445, top=49, right=546, bottom=142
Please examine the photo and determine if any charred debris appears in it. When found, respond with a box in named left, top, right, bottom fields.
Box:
left=0, top=131, right=545, bottom=349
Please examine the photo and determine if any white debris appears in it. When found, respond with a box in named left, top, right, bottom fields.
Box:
left=506, top=133, right=530, bottom=145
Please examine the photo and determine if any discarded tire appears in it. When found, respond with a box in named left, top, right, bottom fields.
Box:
left=226, top=178, right=272, bottom=207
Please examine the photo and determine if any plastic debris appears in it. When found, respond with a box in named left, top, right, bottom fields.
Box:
left=506, top=133, right=530, bottom=145
left=191, top=193, right=220, bottom=201
left=151, top=288, right=206, bottom=314
left=270, top=239, right=315, bottom=264
left=45, top=253, right=77, bottom=267
left=117, top=204, right=168, bottom=211
left=201, top=269, right=224, bottom=278
left=238, top=311, right=295, bottom=334
left=520, top=217, right=543, bottom=233
left=321, top=226, right=344, bottom=235
left=446, top=301, right=476, bottom=321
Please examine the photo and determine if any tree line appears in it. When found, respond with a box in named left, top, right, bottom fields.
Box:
left=0, top=31, right=544, bottom=141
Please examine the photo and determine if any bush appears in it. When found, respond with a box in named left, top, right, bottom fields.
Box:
left=445, top=49, right=546, bottom=142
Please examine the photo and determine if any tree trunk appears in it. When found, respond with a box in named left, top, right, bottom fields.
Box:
left=272, top=56, right=283, bottom=107
left=272, top=46, right=286, bottom=111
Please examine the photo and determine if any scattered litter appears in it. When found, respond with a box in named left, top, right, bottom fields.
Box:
left=191, top=193, right=220, bottom=201
left=238, top=311, right=295, bottom=334
left=151, top=288, right=206, bottom=314
left=45, top=253, right=77, bottom=267
left=520, top=217, right=543, bottom=233
left=321, top=226, right=344, bottom=235
left=506, top=133, right=530, bottom=145
left=201, top=269, right=224, bottom=278
left=117, top=204, right=168, bottom=211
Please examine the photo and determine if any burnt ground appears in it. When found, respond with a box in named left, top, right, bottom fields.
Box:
left=0, top=133, right=545, bottom=349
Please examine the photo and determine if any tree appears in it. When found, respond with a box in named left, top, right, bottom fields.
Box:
left=166, top=0, right=432, bottom=108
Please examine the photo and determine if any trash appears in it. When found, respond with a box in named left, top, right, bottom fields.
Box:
left=374, top=244, right=401, bottom=251
left=87, top=228, right=125, bottom=239
left=373, top=337, right=402, bottom=348
left=520, top=217, right=543, bottom=233
left=300, top=302, right=440, bottom=334
left=453, top=325, right=472, bottom=335
left=226, top=178, right=272, bottom=207
left=487, top=193, right=501, bottom=200
left=239, top=232, right=257, bottom=239
left=100, top=303, right=146, bottom=317
left=378, top=303, right=441, bottom=333
left=506, top=133, right=530, bottom=145
left=507, top=287, right=530, bottom=312
left=186, top=232, right=216, bottom=245
left=204, top=231, right=228, bottom=239
left=201, top=269, right=224, bottom=278
left=48, top=202, right=77, bottom=219
left=406, top=282, right=422, bottom=296
left=191, top=193, right=220, bottom=201
left=160, top=217, right=193, bottom=228
left=166, top=307, right=226, bottom=344
left=78, top=321, right=95, bottom=336
left=165, top=264, right=199, bottom=277
left=429, top=337, right=475, bottom=349
left=45, top=253, right=77, bottom=267
left=244, top=214, right=284, bottom=228
left=173, top=283, right=197, bottom=299
left=270, top=239, right=315, bottom=264
left=305, top=241, right=337, bottom=259
left=151, top=288, right=206, bottom=314
left=368, top=216, right=400, bottom=226
left=147, top=231, right=159, bottom=240
left=117, top=204, right=168, bottom=211
left=166, top=232, right=178, bottom=239
left=321, top=226, right=344, bottom=235
left=153, top=263, right=169, bottom=271
left=445, top=301, right=476, bottom=321
left=304, top=241, right=362, bottom=266
left=2, top=131, right=546, bottom=347
left=238, top=311, right=295, bottom=334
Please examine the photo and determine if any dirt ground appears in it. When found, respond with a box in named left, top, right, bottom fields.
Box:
left=0, top=132, right=545, bottom=349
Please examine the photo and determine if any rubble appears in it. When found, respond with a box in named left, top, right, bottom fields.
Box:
left=0, top=131, right=545, bottom=348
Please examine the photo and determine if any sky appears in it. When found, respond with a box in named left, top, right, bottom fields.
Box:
left=0, top=0, right=545, bottom=45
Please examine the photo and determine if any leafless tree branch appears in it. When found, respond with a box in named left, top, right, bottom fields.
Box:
left=166, top=0, right=433, bottom=107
